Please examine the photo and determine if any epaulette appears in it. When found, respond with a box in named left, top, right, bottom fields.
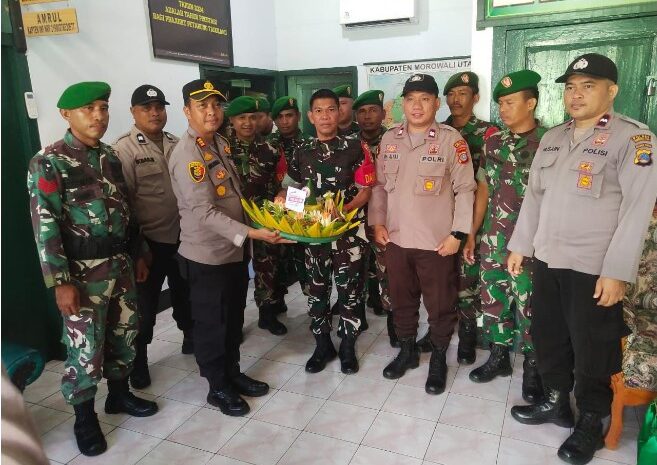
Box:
left=438, top=123, right=460, bottom=134
left=617, top=113, right=649, bottom=130
left=164, top=131, right=176, bottom=141
left=112, top=132, right=131, bottom=146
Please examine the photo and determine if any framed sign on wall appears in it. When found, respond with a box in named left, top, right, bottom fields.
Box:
left=148, top=0, right=233, bottom=67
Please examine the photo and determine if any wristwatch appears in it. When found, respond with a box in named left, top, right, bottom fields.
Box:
left=451, top=231, right=467, bottom=241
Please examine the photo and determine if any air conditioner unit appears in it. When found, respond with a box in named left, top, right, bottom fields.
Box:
left=339, top=0, right=417, bottom=28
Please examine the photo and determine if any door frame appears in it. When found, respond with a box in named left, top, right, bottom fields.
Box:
left=278, top=66, right=358, bottom=98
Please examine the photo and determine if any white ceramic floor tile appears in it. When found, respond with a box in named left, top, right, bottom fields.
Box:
left=263, top=341, right=316, bottom=366
left=239, top=335, right=281, bottom=358
left=168, top=407, right=247, bottom=453
left=594, top=425, right=639, bottom=464
left=238, top=354, right=259, bottom=372
left=23, top=370, right=63, bottom=403
left=367, top=333, right=403, bottom=358
left=353, top=354, right=395, bottom=380
left=253, top=390, right=324, bottom=429
left=206, top=454, right=253, bottom=465
left=28, top=404, right=73, bottom=435
left=362, top=411, right=435, bottom=459
left=497, top=437, right=567, bottom=465
left=350, top=445, right=423, bottom=465
left=305, top=400, right=378, bottom=443
left=382, top=383, right=448, bottom=422
left=147, top=339, right=183, bottom=365
left=156, top=326, right=185, bottom=343
left=450, top=364, right=511, bottom=403
left=329, top=375, right=395, bottom=409
left=278, top=431, right=358, bottom=465
left=245, top=359, right=301, bottom=389
left=156, top=352, right=199, bottom=372
left=121, top=398, right=199, bottom=438
left=220, top=419, right=300, bottom=465
left=424, top=423, right=500, bottom=465
left=280, top=368, right=345, bottom=399
left=162, top=372, right=209, bottom=406
left=133, top=365, right=190, bottom=396
left=439, top=393, right=506, bottom=435
left=136, top=440, right=213, bottom=465
left=68, top=427, right=162, bottom=465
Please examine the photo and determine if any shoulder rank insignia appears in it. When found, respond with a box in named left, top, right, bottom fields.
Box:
left=136, top=133, right=147, bottom=144
left=188, top=161, right=206, bottom=182
left=164, top=132, right=174, bottom=141
left=196, top=137, right=207, bottom=148
left=224, top=145, right=231, bottom=154
left=428, top=128, right=436, bottom=138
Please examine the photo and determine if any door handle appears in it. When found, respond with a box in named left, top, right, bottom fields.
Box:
left=647, top=76, right=656, bottom=97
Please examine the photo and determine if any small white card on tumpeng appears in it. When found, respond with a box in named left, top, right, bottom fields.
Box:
left=285, top=186, right=307, bottom=213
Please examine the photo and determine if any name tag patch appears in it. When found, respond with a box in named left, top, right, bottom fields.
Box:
left=420, top=155, right=445, bottom=163
left=136, top=157, right=155, bottom=165
left=582, top=148, right=607, bottom=157
left=384, top=153, right=400, bottom=160
left=543, top=146, right=560, bottom=152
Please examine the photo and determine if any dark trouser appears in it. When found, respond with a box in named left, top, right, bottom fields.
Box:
left=137, top=239, right=192, bottom=345
left=532, top=260, right=629, bottom=415
left=179, top=255, right=249, bottom=389
left=385, top=243, right=458, bottom=347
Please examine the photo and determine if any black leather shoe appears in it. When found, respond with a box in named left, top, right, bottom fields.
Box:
left=231, top=373, right=269, bottom=397
left=181, top=329, right=194, bottom=355
left=386, top=312, right=400, bottom=348
left=425, top=344, right=448, bottom=395
left=416, top=330, right=432, bottom=353
left=457, top=320, right=477, bottom=365
left=73, top=399, right=107, bottom=456
left=130, top=343, right=151, bottom=389
left=105, top=379, right=158, bottom=417
left=258, top=305, right=288, bottom=336
left=557, top=411, right=604, bottom=465
left=305, top=332, right=337, bottom=373
left=207, top=386, right=250, bottom=417
left=339, top=337, right=359, bottom=374
left=522, top=352, right=544, bottom=404
left=383, top=337, right=420, bottom=379
left=511, top=388, right=574, bottom=427
left=276, top=301, right=288, bottom=314
left=469, top=344, right=512, bottom=383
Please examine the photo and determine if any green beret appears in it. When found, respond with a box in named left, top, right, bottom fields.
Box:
left=493, top=70, right=541, bottom=101
left=353, top=90, right=384, bottom=110
left=271, top=96, right=299, bottom=119
left=57, top=81, right=111, bottom=109
left=225, top=96, right=259, bottom=117
left=332, top=84, right=354, bottom=99
left=443, top=72, right=479, bottom=96
left=255, top=97, right=271, bottom=113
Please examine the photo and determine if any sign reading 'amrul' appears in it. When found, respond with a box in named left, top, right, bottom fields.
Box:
left=148, top=0, right=233, bottom=67
left=22, top=8, right=78, bottom=37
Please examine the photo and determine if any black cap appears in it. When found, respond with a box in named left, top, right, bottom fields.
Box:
left=182, top=79, right=229, bottom=103
left=131, top=84, right=169, bottom=106
left=401, top=74, right=439, bottom=96
left=555, top=53, right=618, bottom=84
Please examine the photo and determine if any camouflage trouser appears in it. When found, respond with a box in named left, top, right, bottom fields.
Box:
left=306, top=233, right=365, bottom=338
left=479, top=249, right=534, bottom=354
left=253, top=240, right=286, bottom=308
left=371, top=241, right=391, bottom=312
left=275, top=244, right=310, bottom=297
left=457, top=233, right=481, bottom=322
left=61, top=255, right=138, bottom=405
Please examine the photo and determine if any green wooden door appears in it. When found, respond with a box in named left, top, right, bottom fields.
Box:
left=285, top=70, right=356, bottom=136
left=495, top=16, right=657, bottom=132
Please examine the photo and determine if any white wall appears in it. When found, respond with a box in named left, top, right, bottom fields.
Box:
left=25, top=0, right=277, bottom=146
left=275, top=0, right=473, bottom=92
left=469, top=0, right=494, bottom=121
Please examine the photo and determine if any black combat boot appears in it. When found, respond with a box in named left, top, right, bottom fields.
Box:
left=105, top=378, right=158, bottom=417
left=276, top=301, right=288, bottom=314
left=383, top=337, right=420, bottom=379
left=522, top=351, right=544, bottom=404
left=305, top=332, right=337, bottom=373
left=258, top=304, right=287, bottom=336
left=557, top=411, right=604, bottom=464
left=469, top=344, right=512, bottom=383
left=339, top=336, right=359, bottom=374
left=416, top=329, right=432, bottom=353
left=386, top=312, right=400, bottom=348
left=511, top=387, right=575, bottom=427
left=181, top=329, right=194, bottom=355
left=457, top=319, right=477, bottom=365
left=130, top=342, right=151, bottom=389
left=425, top=343, right=448, bottom=395
left=366, top=284, right=385, bottom=316
left=230, top=372, right=269, bottom=397
left=207, top=384, right=250, bottom=417
left=355, top=302, right=369, bottom=333
left=73, top=399, right=107, bottom=456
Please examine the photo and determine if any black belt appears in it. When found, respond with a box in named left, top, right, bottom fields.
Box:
left=62, top=234, right=128, bottom=260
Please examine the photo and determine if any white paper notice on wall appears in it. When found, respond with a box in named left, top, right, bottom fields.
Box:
left=285, top=186, right=307, bottom=213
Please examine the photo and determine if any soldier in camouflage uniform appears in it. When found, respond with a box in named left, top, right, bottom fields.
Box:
left=267, top=96, right=312, bottom=299
left=334, top=84, right=360, bottom=137
left=468, top=71, right=545, bottom=404
left=353, top=89, right=396, bottom=345
left=254, top=97, right=274, bottom=137
left=27, top=82, right=158, bottom=457
left=282, top=88, right=375, bottom=375
left=417, top=72, right=498, bottom=364
left=226, top=96, right=287, bottom=335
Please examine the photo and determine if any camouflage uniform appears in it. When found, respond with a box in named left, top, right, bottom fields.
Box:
left=338, top=121, right=360, bottom=137
left=623, top=205, right=657, bottom=390
left=479, top=125, right=546, bottom=353
left=27, top=130, right=138, bottom=405
left=228, top=135, right=285, bottom=308
left=267, top=129, right=312, bottom=295
left=357, top=127, right=390, bottom=313
left=444, top=115, right=497, bottom=322
left=285, top=136, right=369, bottom=338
